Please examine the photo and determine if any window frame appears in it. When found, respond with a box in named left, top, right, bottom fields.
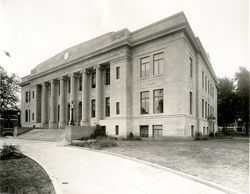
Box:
left=91, top=99, right=96, bottom=118
left=116, top=67, right=120, bottom=79
left=140, top=56, right=150, bottom=78
left=140, top=125, right=149, bottom=138
left=116, top=102, right=120, bottom=115
left=92, top=72, right=96, bottom=88
left=105, top=97, right=110, bottom=117
left=105, top=67, right=110, bottom=85
left=153, top=53, right=163, bottom=76
left=115, top=125, right=119, bottom=135
left=140, top=91, right=149, bottom=114
left=153, top=89, right=164, bottom=114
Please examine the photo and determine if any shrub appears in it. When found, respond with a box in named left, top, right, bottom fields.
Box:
left=91, top=124, right=107, bottom=139
left=0, top=144, right=23, bottom=160
left=214, top=132, right=225, bottom=138
left=194, top=132, right=202, bottom=140
left=209, top=132, right=214, bottom=138
left=128, top=132, right=134, bottom=140
left=201, top=135, right=209, bottom=140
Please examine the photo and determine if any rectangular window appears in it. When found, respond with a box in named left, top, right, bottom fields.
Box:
left=32, top=113, right=34, bottom=121
left=116, top=67, right=120, bottom=79
left=205, top=101, right=207, bottom=118
left=202, top=99, right=204, bottom=118
left=205, top=76, right=207, bottom=91
left=153, top=125, right=163, bottom=139
left=190, top=91, right=192, bottom=115
left=105, top=97, right=110, bottom=117
left=202, top=71, right=204, bottom=88
left=116, top=102, right=120, bottom=115
left=28, top=109, right=30, bottom=122
left=58, top=82, right=60, bottom=95
left=140, top=57, right=150, bottom=78
left=25, top=110, right=28, bottom=122
left=32, top=91, right=34, bottom=99
left=58, top=105, right=60, bottom=121
left=25, top=92, right=28, bottom=103
left=92, top=72, right=96, bottom=88
left=68, top=79, right=71, bottom=93
left=190, top=58, right=193, bottom=78
left=153, top=53, right=163, bottom=75
left=79, top=76, right=82, bottom=91
left=208, top=80, right=210, bottom=94
left=91, top=99, right=96, bottom=117
left=203, top=127, right=205, bottom=135
left=153, top=89, right=163, bottom=113
left=140, top=126, right=149, bottom=138
left=208, top=103, right=210, bottom=115
left=115, top=125, right=119, bottom=135
left=191, top=125, right=194, bottom=137
left=140, top=91, right=149, bottom=114
left=29, top=91, right=31, bottom=102
left=106, top=67, right=110, bottom=85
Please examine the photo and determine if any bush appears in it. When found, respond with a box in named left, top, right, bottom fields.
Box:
left=201, top=135, right=209, bottom=140
left=194, top=132, right=202, bottom=140
left=128, top=132, right=134, bottom=140
left=214, top=132, right=225, bottom=138
left=90, top=124, right=107, bottom=139
left=0, top=144, right=23, bottom=160
left=209, top=132, right=214, bottom=138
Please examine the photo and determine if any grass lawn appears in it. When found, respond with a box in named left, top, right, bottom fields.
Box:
left=0, top=155, right=55, bottom=194
left=105, top=138, right=249, bottom=194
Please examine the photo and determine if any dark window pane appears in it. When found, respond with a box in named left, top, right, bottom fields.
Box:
left=106, top=67, right=110, bottom=85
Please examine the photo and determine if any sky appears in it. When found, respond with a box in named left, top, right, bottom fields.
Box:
left=0, top=0, right=249, bottom=79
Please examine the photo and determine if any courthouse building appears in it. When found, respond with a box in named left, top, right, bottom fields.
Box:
left=20, top=12, right=218, bottom=138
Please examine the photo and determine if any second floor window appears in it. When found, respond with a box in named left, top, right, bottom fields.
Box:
left=190, top=58, right=193, bottom=78
left=68, top=79, right=71, bottom=93
left=140, top=57, right=149, bottom=78
left=79, top=76, right=82, bottom=91
left=202, top=99, right=204, bottom=118
left=153, top=53, right=163, bottom=75
left=202, top=71, right=204, bottom=88
left=116, top=102, right=120, bottom=115
left=116, top=67, right=120, bottom=79
left=153, top=89, right=163, bottom=113
left=106, top=67, right=110, bottom=85
left=92, top=72, right=96, bottom=88
left=190, top=91, right=192, bottom=115
left=140, top=91, right=149, bottom=114
left=25, top=92, right=28, bottom=103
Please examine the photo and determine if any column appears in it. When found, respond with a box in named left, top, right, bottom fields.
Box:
left=96, top=65, right=102, bottom=120
left=41, top=82, right=47, bottom=128
left=49, top=80, right=56, bottom=129
left=81, top=69, right=89, bottom=126
left=59, top=77, right=65, bottom=129
left=69, top=74, right=76, bottom=125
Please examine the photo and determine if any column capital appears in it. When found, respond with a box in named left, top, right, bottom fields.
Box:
left=41, top=82, right=49, bottom=86
left=80, top=69, right=89, bottom=74
left=69, top=73, right=77, bottom=78
left=58, top=76, right=66, bottom=81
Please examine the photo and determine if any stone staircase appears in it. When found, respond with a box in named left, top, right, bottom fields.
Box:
left=16, top=129, right=66, bottom=142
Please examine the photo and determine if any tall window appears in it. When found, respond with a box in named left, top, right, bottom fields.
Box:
left=32, top=91, right=34, bottom=99
left=153, top=53, right=163, bottom=75
left=208, top=103, right=210, bottom=115
left=116, top=102, right=120, bottom=115
left=115, top=125, right=119, bottom=135
left=202, top=99, right=204, bottom=118
left=28, top=109, right=30, bottom=122
left=91, top=99, right=96, bottom=117
left=58, top=82, right=60, bottom=95
left=28, top=91, right=31, bottom=102
left=202, top=71, right=204, bottom=88
left=25, top=110, right=28, bottom=122
left=208, top=80, right=210, bottom=94
left=140, top=56, right=150, bottom=78
left=32, top=113, right=34, bottom=121
left=92, top=72, right=96, bottom=88
left=153, top=89, right=163, bottom=113
left=140, top=91, right=149, bottom=114
left=140, top=126, right=149, bottom=137
left=205, top=101, right=207, bottom=118
left=68, top=79, right=71, bottom=93
left=189, top=91, right=192, bottom=115
left=105, top=97, right=110, bottom=117
left=79, top=76, right=82, bottom=91
left=106, top=67, right=110, bottom=85
left=116, top=67, right=120, bottom=79
left=205, top=76, right=207, bottom=91
left=190, top=58, right=193, bottom=78
left=58, top=105, right=60, bottom=121
left=67, top=103, right=70, bottom=122
left=25, top=92, right=28, bottom=103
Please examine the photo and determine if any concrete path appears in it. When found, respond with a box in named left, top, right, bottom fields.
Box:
left=0, top=138, right=226, bottom=194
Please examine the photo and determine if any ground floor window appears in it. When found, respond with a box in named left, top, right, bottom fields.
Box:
left=153, top=125, right=163, bottom=139
left=203, top=127, right=205, bottom=135
left=25, top=110, right=28, bottom=122
left=191, top=125, right=194, bottom=137
left=115, top=125, right=119, bottom=135
left=91, top=99, right=96, bottom=117
left=140, top=126, right=149, bottom=138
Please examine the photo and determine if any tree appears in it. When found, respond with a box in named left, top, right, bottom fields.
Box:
left=0, top=65, right=20, bottom=114
left=217, top=77, right=238, bottom=133
left=234, top=66, right=250, bottom=134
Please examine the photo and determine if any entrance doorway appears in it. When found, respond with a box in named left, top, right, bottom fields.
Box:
left=153, top=125, right=163, bottom=139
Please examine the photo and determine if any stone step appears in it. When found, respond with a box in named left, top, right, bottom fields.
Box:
left=16, top=129, right=65, bottom=142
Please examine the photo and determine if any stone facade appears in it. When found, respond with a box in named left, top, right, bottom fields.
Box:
left=20, top=12, right=218, bottom=138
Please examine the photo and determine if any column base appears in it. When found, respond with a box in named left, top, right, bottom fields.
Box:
left=58, top=122, right=66, bottom=129
left=49, top=122, right=57, bottom=129
left=80, top=119, right=89, bottom=126
left=42, top=122, right=48, bottom=129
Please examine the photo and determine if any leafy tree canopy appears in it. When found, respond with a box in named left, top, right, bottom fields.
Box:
left=0, top=65, right=20, bottom=114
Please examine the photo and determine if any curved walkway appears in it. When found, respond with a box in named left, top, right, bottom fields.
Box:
left=0, top=138, right=226, bottom=194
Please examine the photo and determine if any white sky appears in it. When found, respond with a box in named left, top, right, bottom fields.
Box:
left=0, top=0, right=248, bottom=79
